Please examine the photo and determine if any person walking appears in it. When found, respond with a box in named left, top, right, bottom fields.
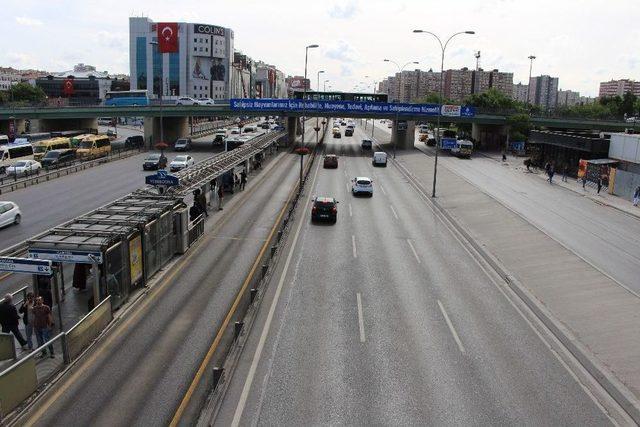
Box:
left=19, top=292, right=35, bottom=351
left=597, top=177, right=603, bottom=194
left=217, top=184, right=224, bottom=211
left=582, top=175, right=587, bottom=190
left=633, top=185, right=640, bottom=207
left=0, top=294, right=28, bottom=350
left=240, top=169, right=247, bottom=191
left=194, top=189, right=208, bottom=218
left=548, top=164, right=555, bottom=184
left=32, top=296, right=54, bottom=358
left=562, top=163, right=569, bottom=182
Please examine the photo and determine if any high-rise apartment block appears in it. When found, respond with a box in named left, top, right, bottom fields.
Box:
left=598, top=79, right=640, bottom=97
left=528, top=75, right=559, bottom=110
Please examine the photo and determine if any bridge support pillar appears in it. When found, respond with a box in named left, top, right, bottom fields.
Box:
left=144, top=116, right=189, bottom=149
left=471, top=123, right=508, bottom=151
left=285, top=116, right=297, bottom=146
left=391, top=120, right=416, bottom=150
left=0, top=118, right=27, bottom=137
left=29, top=118, right=98, bottom=133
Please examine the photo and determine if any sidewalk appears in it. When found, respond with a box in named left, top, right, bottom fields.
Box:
left=479, top=151, right=640, bottom=219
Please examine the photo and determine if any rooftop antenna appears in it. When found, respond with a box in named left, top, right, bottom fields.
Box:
left=475, top=51, right=481, bottom=71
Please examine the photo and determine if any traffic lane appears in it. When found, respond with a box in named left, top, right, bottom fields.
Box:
left=218, top=132, right=610, bottom=425
left=27, top=152, right=301, bottom=426
left=0, top=149, right=217, bottom=250
left=412, top=141, right=640, bottom=293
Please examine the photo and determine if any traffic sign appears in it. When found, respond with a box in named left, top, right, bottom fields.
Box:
left=0, top=256, right=52, bottom=275
left=145, top=169, right=180, bottom=187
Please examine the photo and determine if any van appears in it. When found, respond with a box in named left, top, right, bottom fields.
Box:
left=32, top=137, right=72, bottom=161
left=124, top=135, right=144, bottom=149
left=0, top=135, right=9, bottom=145
left=372, top=151, right=388, bottom=167
left=0, top=141, right=35, bottom=174
left=40, top=149, right=76, bottom=168
left=70, top=134, right=96, bottom=148
left=76, top=135, right=111, bottom=159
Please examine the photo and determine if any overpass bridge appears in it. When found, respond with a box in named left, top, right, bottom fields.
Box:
left=0, top=100, right=630, bottom=149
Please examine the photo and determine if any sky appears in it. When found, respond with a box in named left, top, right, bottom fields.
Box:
left=3, top=0, right=640, bottom=97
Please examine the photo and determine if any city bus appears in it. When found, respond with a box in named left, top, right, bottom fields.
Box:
left=32, top=137, right=73, bottom=161
left=76, top=134, right=111, bottom=159
left=13, top=132, right=51, bottom=145
left=104, top=90, right=150, bottom=107
left=0, top=140, right=35, bottom=174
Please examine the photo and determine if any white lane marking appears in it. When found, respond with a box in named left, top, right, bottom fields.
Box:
left=406, top=239, right=421, bottom=264
left=352, top=235, right=357, bottom=258
left=389, top=204, right=399, bottom=220
left=379, top=184, right=387, bottom=195
left=437, top=300, right=466, bottom=354
left=356, top=292, right=366, bottom=342
left=231, top=158, right=322, bottom=427
left=349, top=203, right=353, bottom=217
left=346, top=182, right=350, bottom=192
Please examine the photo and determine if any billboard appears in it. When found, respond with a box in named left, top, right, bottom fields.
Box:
left=194, top=23, right=225, bottom=36
left=286, top=77, right=310, bottom=91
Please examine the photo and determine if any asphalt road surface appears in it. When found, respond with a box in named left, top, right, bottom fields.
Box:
left=378, top=122, right=640, bottom=295
left=215, top=121, right=611, bottom=426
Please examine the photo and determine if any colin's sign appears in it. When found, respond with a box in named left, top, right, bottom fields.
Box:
left=194, top=24, right=225, bottom=36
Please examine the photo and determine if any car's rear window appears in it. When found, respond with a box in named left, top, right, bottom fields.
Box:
left=357, top=180, right=371, bottom=185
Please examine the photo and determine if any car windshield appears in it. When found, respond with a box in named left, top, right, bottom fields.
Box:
left=176, top=139, right=187, bottom=144
left=44, top=151, right=60, bottom=158
left=14, top=161, right=28, bottom=167
left=175, top=155, right=188, bottom=161
left=33, top=145, right=47, bottom=153
left=146, top=154, right=160, bottom=160
left=79, top=141, right=94, bottom=149
left=357, top=180, right=371, bottom=185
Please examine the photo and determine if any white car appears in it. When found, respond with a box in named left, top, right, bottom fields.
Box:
left=169, top=155, right=195, bottom=172
left=199, top=98, right=215, bottom=105
left=0, top=201, right=21, bottom=227
left=352, top=176, right=374, bottom=197
left=372, top=152, right=388, bottom=167
left=6, top=160, right=41, bottom=176
left=175, top=97, right=200, bottom=106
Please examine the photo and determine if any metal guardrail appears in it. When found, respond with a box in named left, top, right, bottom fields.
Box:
left=188, top=215, right=205, bottom=246
left=0, top=146, right=145, bottom=195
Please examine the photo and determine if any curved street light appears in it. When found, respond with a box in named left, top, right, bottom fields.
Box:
left=413, top=29, right=475, bottom=198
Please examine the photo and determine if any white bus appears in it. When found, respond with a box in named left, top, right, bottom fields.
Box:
left=0, top=140, right=35, bottom=174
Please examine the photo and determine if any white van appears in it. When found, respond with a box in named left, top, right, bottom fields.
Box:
left=372, top=151, right=388, bottom=167
left=0, top=141, right=35, bottom=174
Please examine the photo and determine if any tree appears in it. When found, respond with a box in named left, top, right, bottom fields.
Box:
left=418, top=92, right=454, bottom=104
left=507, top=113, right=531, bottom=140
left=9, top=83, right=47, bottom=103
left=464, top=88, right=516, bottom=112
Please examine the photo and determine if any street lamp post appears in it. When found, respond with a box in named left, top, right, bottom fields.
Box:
left=300, top=44, right=318, bottom=153
left=383, top=59, right=419, bottom=158
left=316, top=70, right=325, bottom=144
left=526, top=55, right=536, bottom=105
left=324, top=79, right=330, bottom=92
left=413, top=29, right=475, bottom=198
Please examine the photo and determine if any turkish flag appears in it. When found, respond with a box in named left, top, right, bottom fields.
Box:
left=63, top=78, right=74, bottom=96
left=157, top=22, right=178, bottom=53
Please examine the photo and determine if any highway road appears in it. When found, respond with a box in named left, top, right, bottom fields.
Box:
left=214, top=121, right=611, bottom=425
left=17, top=125, right=313, bottom=426
left=377, top=122, right=640, bottom=295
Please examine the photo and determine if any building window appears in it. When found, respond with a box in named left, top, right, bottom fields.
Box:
left=194, top=38, right=197, bottom=43
left=205, top=47, right=208, bottom=52
left=136, top=37, right=147, bottom=90
left=194, top=47, right=197, bottom=52
left=194, top=86, right=197, bottom=90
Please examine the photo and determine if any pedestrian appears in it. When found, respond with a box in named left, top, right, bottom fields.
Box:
left=502, top=152, right=507, bottom=162
left=633, top=186, right=640, bottom=207
left=194, top=189, right=208, bottom=217
left=217, top=183, right=224, bottom=211
left=597, top=177, right=602, bottom=194
left=582, top=175, right=587, bottom=189
left=0, top=294, right=28, bottom=350
left=19, top=292, right=35, bottom=351
left=562, top=164, right=568, bottom=182
left=548, top=164, right=555, bottom=184
left=240, top=169, right=247, bottom=190
left=32, top=296, right=54, bottom=358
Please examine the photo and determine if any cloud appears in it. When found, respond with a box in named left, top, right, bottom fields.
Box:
left=325, top=40, right=358, bottom=63
left=328, top=1, right=358, bottom=19
left=15, top=16, right=43, bottom=27
left=96, top=31, right=127, bottom=50
left=340, top=64, right=352, bottom=77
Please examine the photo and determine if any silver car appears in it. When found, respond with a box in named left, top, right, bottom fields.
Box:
left=0, top=201, right=21, bottom=227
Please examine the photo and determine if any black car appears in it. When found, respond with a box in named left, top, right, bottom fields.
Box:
left=345, top=127, right=354, bottom=136
left=311, top=197, right=338, bottom=223
left=125, top=135, right=144, bottom=149
left=143, top=153, right=167, bottom=170
left=40, top=149, right=76, bottom=168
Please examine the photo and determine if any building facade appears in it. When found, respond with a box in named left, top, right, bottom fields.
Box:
left=528, top=75, right=559, bottom=110
left=35, top=63, right=115, bottom=105
left=129, top=17, right=234, bottom=100
left=470, top=69, right=513, bottom=97
left=444, top=68, right=473, bottom=102
left=599, top=79, right=640, bottom=98
left=0, top=69, right=21, bottom=91
left=556, top=89, right=581, bottom=107
left=513, top=83, right=528, bottom=102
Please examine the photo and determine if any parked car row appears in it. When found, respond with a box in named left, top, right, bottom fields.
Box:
left=142, top=153, right=195, bottom=172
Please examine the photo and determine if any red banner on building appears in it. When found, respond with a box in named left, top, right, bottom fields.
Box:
left=63, top=78, right=74, bottom=96
left=157, top=22, right=179, bottom=53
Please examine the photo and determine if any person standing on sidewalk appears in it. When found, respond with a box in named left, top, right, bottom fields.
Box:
left=0, top=294, right=28, bottom=350
left=32, top=296, right=54, bottom=358
left=597, top=177, right=603, bottom=194
left=217, top=184, right=224, bottom=211
left=19, top=292, right=35, bottom=351
left=548, top=163, right=555, bottom=184
left=582, top=175, right=587, bottom=189
left=562, top=163, right=569, bottom=182
left=633, top=185, right=640, bottom=207
left=240, top=169, right=247, bottom=191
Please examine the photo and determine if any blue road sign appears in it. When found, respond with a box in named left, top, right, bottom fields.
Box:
left=145, top=169, right=180, bottom=187
left=440, top=138, right=458, bottom=150
left=0, top=256, right=52, bottom=275
left=230, top=99, right=475, bottom=118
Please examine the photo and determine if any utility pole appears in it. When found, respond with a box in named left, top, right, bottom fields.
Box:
left=527, top=55, right=536, bottom=105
